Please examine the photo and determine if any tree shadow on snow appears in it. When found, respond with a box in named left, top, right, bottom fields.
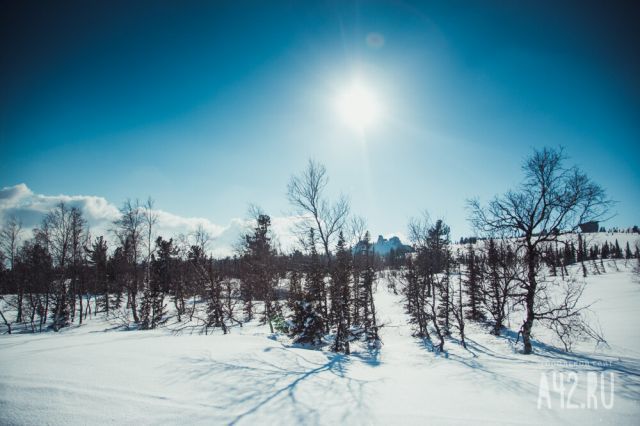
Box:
left=171, top=347, right=373, bottom=425
left=493, top=329, right=640, bottom=400
left=498, top=329, right=640, bottom=372
left=416, top=337, right=449, bottom=359
left=407, top=326, right=640, bottom=403
left=349, top=346, right=382, bottom=367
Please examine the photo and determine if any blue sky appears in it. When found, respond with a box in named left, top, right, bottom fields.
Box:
left=1, top=0, right=639, bottom=240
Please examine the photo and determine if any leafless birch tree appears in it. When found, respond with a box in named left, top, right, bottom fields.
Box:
left=287, top=159, right=350, bottom=265
left=469, top=147, right=611, bottom=354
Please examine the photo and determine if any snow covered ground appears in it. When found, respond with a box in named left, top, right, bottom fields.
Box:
left=1, top=260, right=639, bottom=425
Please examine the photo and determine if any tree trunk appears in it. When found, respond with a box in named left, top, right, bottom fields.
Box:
left=42, top=293, right=49, bottom=332
left=78, top=293, right=84, bottom=325
left=522, top=252, right=537, bottom=354
left=16, top=291, right=23, bottom=323
left=84, top=296, right=91, bottom=320
left=130, top=288, right=139, bottom=323
left=265, top=301, right=274, bottom=333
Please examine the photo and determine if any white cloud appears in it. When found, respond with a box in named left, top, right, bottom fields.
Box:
left=0, top=184, right=302, bottom=257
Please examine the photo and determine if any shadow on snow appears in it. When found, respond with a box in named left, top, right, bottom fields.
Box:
left=172, top=346, right=376, bottom=425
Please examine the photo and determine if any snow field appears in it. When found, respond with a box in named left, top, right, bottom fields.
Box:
left=1, top=261, right=639, bottom=425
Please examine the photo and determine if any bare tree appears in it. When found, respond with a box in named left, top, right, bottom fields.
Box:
left=345, top=215, right=368, bottom=247
left=405, top=214, right=451, bottom=352
left=34, top=202, right=78, bottom=330
left=287, top=159, right=350, bottom=265
left=535, top=275, right=606, bottom=351
left=192, top=224, right=212, bottom=253
left=112, top=199, right=145, bottom=323
left=187, top=245, right=228, bottom=334
left=37, top=203, right=73, bottom=272
left=0, top=216, right=23, bottom=322
left=143, top=197, right=158, bottom=285
left=468, top=147, right=611, bottom=354
left=68, top=207, right=89, bottom=324
left=408, top=212, right=432, bottom=249
left=0, top=215, right=23, bottom=271
left=481, top=239, right=520, bottom=335
left=452, top=259, right=466, bottom=348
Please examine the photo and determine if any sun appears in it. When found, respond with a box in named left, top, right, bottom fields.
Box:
left=336, top=80, right=381, bottom=132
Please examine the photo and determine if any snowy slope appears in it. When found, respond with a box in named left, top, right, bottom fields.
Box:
left=452, top=232, right=640, bottom=253
left=1, top=263, right=639, bottom=425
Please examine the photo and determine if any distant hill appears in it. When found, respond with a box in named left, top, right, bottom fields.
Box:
left=453, top=231, right=640, bottom=252
left=354, top=235, right=413, bottom=256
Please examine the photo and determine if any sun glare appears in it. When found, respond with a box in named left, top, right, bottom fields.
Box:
left=336, top=80, right=381, bottom=132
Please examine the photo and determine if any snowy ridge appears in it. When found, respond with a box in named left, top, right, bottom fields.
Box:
left=353, top=235, right=412, bottom=256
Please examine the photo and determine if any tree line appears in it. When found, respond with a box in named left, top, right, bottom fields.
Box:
left=0, top=160, right=386, bottom=353
left=1, top=147, right=636, bottom=355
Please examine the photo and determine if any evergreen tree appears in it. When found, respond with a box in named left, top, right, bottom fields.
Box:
left=403, top=253, right=429, bottom=339
left=16, top=241, right=53, bottom=331
left=569, top=243, right=576, bottom=265
left=614, top=240, right=622, bottom=258
left=139, top=237, right=173, bottom=329
left=287, top=299, right=325, bottom=346
left=204, top=259, right=226, bottom=334
left=87, top=236, right=109, bottom=314
left=577, top=234, right=586, bottom=263
left=405, top=217, right=451, bottom=351
left=430, top=220, right=452, bottom=339
left=108, top=244, right=130, bottom=310
left=356, top=232, right=380, bottom=347
left=625, top=242, right=632, bottom=259
left=287, top=269, right=303, bottom=307
left=330, top=232, right=352, bottom=354
left=241, top=214, right=278, bottom=332
left=463, top=243, right=484, bottom=321
left=287, top=230, right=326, bottom=345
left=304, top=229, right=327, bottom=322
